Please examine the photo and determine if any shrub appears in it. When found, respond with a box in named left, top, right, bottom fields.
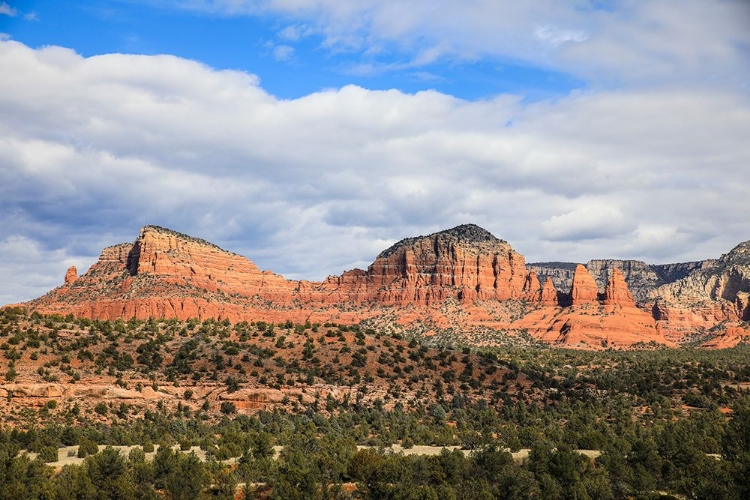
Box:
left=78, top=438, right=99, bottom=458
left=220, top=402, right=237, bottom=414
left=38, top=446, right=59, bottom=463
left=142, top=439, right=155, bottom=453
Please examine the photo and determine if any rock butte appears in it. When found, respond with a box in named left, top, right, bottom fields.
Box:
left=17, top=224, right=750, bottom=349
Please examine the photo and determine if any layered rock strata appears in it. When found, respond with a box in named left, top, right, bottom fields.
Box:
left=648, top=241, right=750, bottom=342
left=29, top=224, right=532, bottom=316
left=18, top=224, right=749, bottom=349
left=517, top=264, right=668, bottom=349
left=569, top=264, right=600, bottom=305
left=529, top=259, right=717, bottom=303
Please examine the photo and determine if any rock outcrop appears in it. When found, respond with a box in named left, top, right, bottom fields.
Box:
left=523, top=270, right=542, bottom=302
left=540, top=278, right=558, bottom=306
left=515, top=264, right=670, bottom=349
left=569, top=265, right=600, bottom=305
left=63, top=266, right=77, bottom=286
left=16, top=224, right=750, bottom=350
left=604, top=268, right=635, bottom=306
left=529, top=259, right=717, bottom=303
left=27, top=224, right=529, bottom=317
left=647, top=241, right=750, bottom=341
left=360, top=224, right=528, bottom=304
left=526, top=262, right=577, bottom=295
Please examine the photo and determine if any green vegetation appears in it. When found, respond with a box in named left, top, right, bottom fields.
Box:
left=0, top=307, right=749, bottom=498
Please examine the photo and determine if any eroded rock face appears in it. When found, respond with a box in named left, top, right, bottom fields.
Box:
left=540, top=278, right=558, bottom=306
left=532, top=305, right=670, bottom=349
left=529, top=259, right=716, bottom=303
left=64, top=266, right=77, bottom=286
left=523, top=271, right=541, bottom=302
left=17, top=224, right=750, bottom=350
left=569, top=265, right=600, bottom=305
left=27, top=224, right=528, bottom=316
left=647, top=241, right=750, bottom=338
left=604, top=268, right=636, bottom=306
left=361, top=224, right=527, bottom=304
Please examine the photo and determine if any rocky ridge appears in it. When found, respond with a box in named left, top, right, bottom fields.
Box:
left=529, top=259, right=715, bottom=303
left=16, top=225, right=750, bottom=349
left=649, top=241, right=750, bottom=342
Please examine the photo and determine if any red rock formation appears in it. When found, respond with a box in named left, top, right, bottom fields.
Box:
left=540, top=278, right=558, bottom=306
left=514, top=265, right=670, bottom=349
left=360, top=225, right=527, bottom=305
left=16, top=224, right=745, bottom=350
left=27, top=224, right=527, bottom=318
left=523, top=271, right=541, bottom=301
left=647, top=240, right=750, bottom=341
left=64, top=266, right=77, bottom=286
left=537, top=305, right=671, bottom=349
left=604, top=268, right=635, bottom=306
left=569, top=264, right=599, bottom=305
left=699, top=325, right=750, bottom=349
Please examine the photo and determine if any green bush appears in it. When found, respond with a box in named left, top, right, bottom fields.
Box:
left=220, top=402, right=236, bottom=414
left=142, top=439, right=155, bottom=453
left=78, top=438, right=99, bottom=458
left=38, top=445, right=59, bottom=463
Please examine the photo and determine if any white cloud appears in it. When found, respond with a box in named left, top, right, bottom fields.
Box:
left=277, top=24, right=311, bottom=42
left=272, top=44, right=294, bottom=61
left=0, top=2, right=16, bottom=17
left=173, top=0, right=750, bottom=88
left=534, top=25, right=588, bottom=47
left=542, top=204, right=634, bottom=242
left=0, top=38, right=748, bottom=303
left=0, top=235, right=88, bottom=306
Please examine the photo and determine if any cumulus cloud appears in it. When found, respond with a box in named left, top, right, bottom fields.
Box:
left=0, top=38, right=749, bottom=303
left=542, top=204, right=634, bottom=242
left=172, top=0, right=750, bottom=87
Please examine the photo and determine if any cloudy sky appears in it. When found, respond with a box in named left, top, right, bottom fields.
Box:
left=1, top=0, right=749, bottom=305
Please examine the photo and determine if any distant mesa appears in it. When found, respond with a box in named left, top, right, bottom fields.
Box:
left=13, top=224, right=750, bottom=350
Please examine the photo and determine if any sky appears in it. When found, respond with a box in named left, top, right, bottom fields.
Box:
left=1, top=0, right=749, bottom=305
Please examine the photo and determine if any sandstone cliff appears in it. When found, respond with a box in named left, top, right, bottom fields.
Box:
left=361, top=224, right=528, bottom=304
left=569, top=264, right=600, bottom=305
left=28, top=224, right=530, bottom=317
left=515, top=264, right=668, bottom=349
left=604, top=268, right=636, bottom=307
left=18, top=224, right=749, bottom=350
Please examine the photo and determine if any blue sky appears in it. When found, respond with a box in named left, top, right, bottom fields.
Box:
left=2, top=0, right=584, bottom=100
left=0, top=0, right=749, bottom=304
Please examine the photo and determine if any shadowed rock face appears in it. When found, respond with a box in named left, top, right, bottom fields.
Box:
left=16, top=225, right=750, bottom=349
